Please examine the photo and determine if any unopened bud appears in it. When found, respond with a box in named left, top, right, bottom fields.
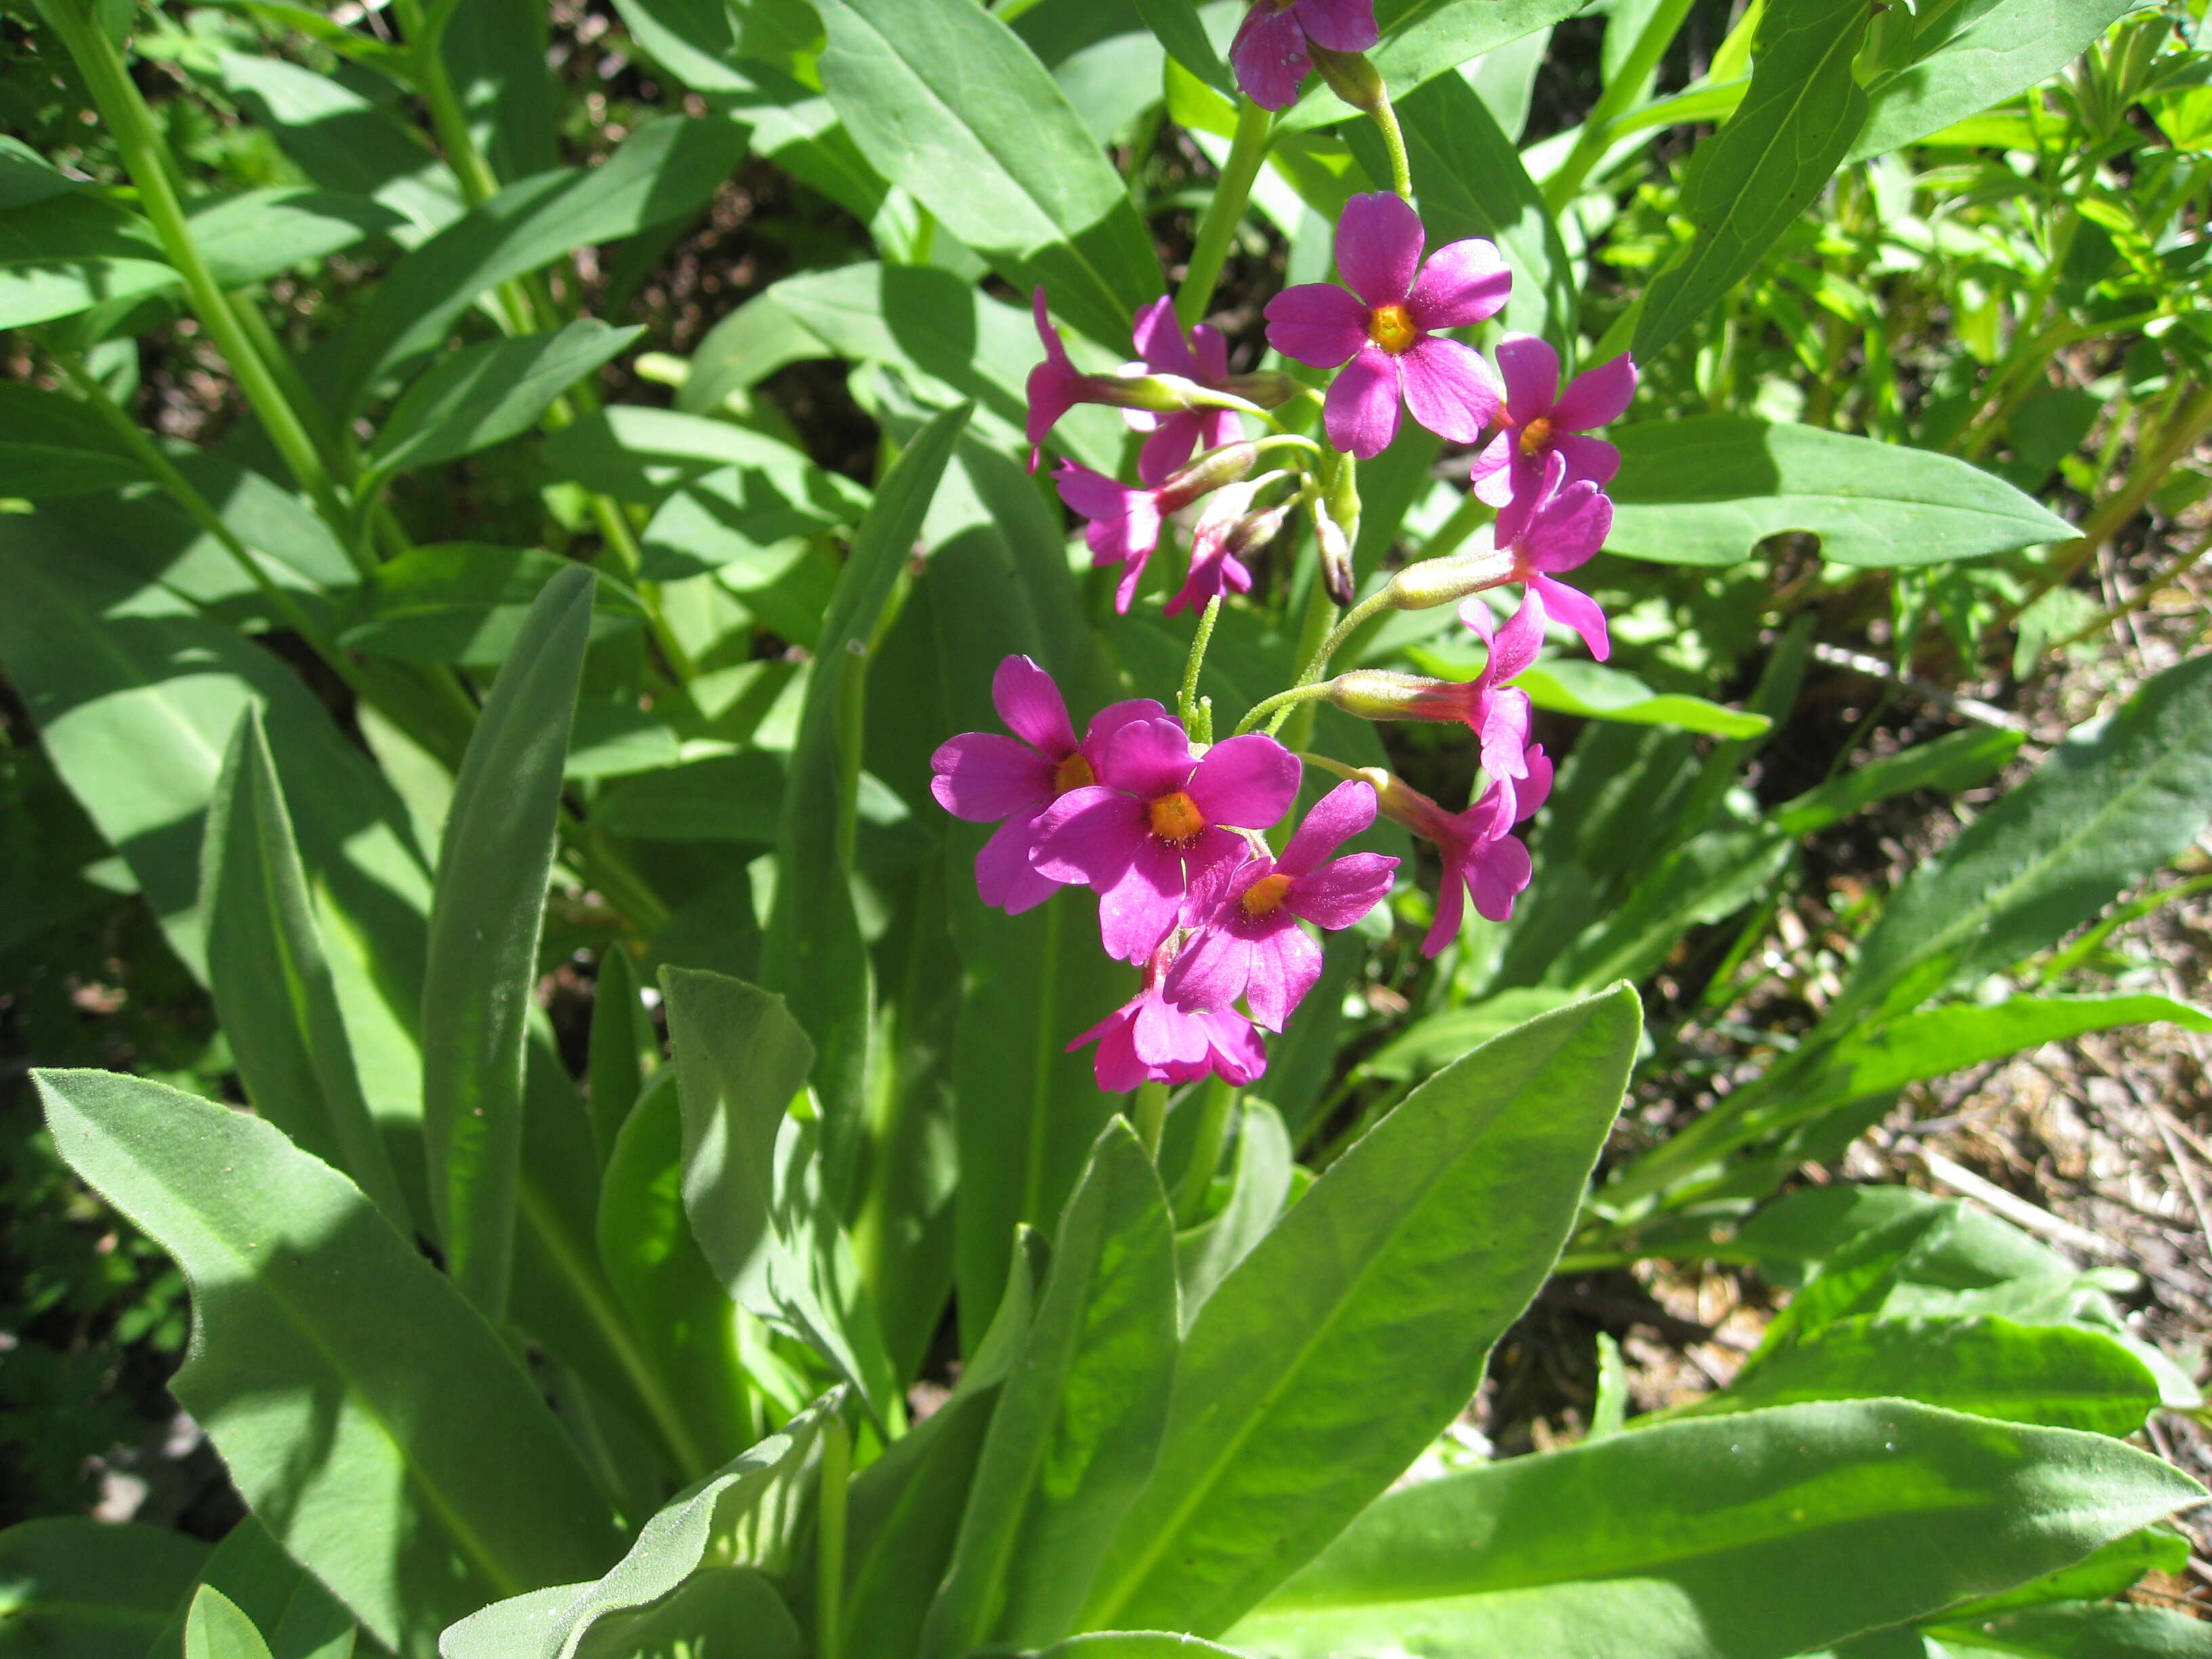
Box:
left=1218, top=371, right=1301, bottom=409
left=1382, top=548, right=1516, bottom=611
left=1160, top=441, right=1258, bottom=512
left=1326, top=670, right=1472, bottom=724
left=1089, top=373, right=1265, bottom=417
left=1309, top=44, right=1388, bottom=114
left=1314, top=450, right=1360, bottom=606
left=1225, top=499, right=1293, bottom=557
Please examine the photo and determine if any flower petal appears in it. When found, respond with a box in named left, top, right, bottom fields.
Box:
left=1530, top=573, right=1610, bottom=661
left=1071, top=1003, right=1147, bottom=1092
left=1468, top=432, right=1515, bottom=508
left=1335, top=191, right=1424, bottom=308
left=1517, top=744, right=1555, bottom=822
left=1082, top=697, right=1169, bottom=756
left=929, top=731, right=1053, bottom=822
left=1130, top=295, right=1196, bottom=377
left=1098, top=715, right=1197, bottom=800
left=1263, top=281, right=1369, bottom=369
left=1139, top=413, right=1205, bottom=489
left=1245, top=923, right=1324, bottom=1031
left=1323, top=344, right=1404, bottom=459
left=1164, top=924, right=1250, bottom=1014
left=1132, top=986, right=1212, bottom=1065
left=1193, top=323, right=1231, bottom=382
left=1197, top=1008, right=1267, bottom=1084
left=1189, top=732, right=1302, bottom=830
left=1488, top=591, right=1548, bottom=685
left=1099, top=842, right=1187, bottom=963
left=1408, top=237, right=1511, bottom=330
left=1422, top=858, right=1467, bottom=957
left=1527, top=479, right=1612, bottom=573
left=975, top=813, right=1065, bottom=913
left=1229, top=3, right=1311, bottom=109
left=1552, top=430, right=1621, bottom=487
left=1294, top=0, right=1380, bottom=50
left=1468, top=832, right=1533, bottom=924
left=1491, top=333, right=1559, bottom=420
left=1278, top=777, right=1377, bottom=876
left=1399, top=335, right=1502, bottom=445
left=1030, top=786, right=1144, bottom=885
left=1554, top=351, right=1638, bottom=429
left=991, top=654, right=1076, bottom=756
left=1288, top=850, right=1397, bottom=930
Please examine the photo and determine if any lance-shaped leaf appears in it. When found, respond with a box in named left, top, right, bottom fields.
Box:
left=1607, top=417, right=2074, bottom=568
left=365, top=322, right=642, bottom=483
left=203, top=706, right=411, bottom=1233
left=149, top=1518, right=354, bottom=1659
left=1231, top=1401, right=2204, bottom=1659
left=1080, top=986, right=1641, bottom=1637
left=760, top=402, right=968, bottom=1211
left=36, top=1070, right=619, bottom=1657
left=1176, top=1103, right=1294, bottom=1332
left=814, top=0, right=1163, bottom=348
left=186, top=1589, right=274, bottom=1659
left=0, top=382, right=148, bottom=499
left=661, top=967, right=899, bottom=1418
left=924, top=1120, right=1180, bottom=1656
left=0, top=1517, right=211, bottom=1659
left=422, top=564, right=594, bottom=1321
left=1632, top=0, right=1870, bottom=360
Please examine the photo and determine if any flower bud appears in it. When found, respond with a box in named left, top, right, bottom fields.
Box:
left=1309, top=44, right=1388, bottom=115
left=1314, top=451, right=1360, bottom=606
left=1159, top=441, right=1258, bottom=512
left=1326, top=670, right=1473, bottom=724
left=1381, top=548, right=1517, bottom=611
left=1088, top=373, right=1265, bottom=417
left=1218, top=370, right=1301, bottom=409
left=1225, top=499, right=1294, bottom=557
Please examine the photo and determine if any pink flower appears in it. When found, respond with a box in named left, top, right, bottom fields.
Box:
left=1054, top=462, right=1165, bottom=614
left=1230, top=0, right=1380, bottom=110
left=930, top=655, right=1164, bottom=914
left=1375, top=748, right=1553, bottom=956
left=1342, top=596, right=1543, bottom=796
left=1032, top=719, right=1302, bottom=963
left=1469, top=335, right=1637, bottom=510
left=1026, top=289, right=1090, bottom=472
left=1126, top=298, right=1244, bottom=487
left=1165, top=480, right=1279, bottom=618
left=1264, top=192, right=1509, bottom=460
left=1071, top=939, right=1267, bottom=1093
left=1166, top=780, right=1398, bottom=1029
left=1471, top=450, right=1614, bottom=661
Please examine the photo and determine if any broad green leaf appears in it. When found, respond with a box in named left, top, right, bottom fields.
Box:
left=1356, top=988, right=1581, bottom=1082
left=1233, top=1401, right=2203, bottom=1659
left=636, top=470, right=853, bottom=589
left=1135, top=0, right=1234, bottom=93
left=1937, top=1528, right=2194, bottom=1620
left=1081, top=987, right=1641, bottom=1637
left=1412, top=647, right=1774, bottom=737
left=340, top=544, right=643, bottom=667
left=1174, top=1101, right=1294, bottom=1331
left=442, top=1391, right=840, bottom=1659
left=1345, top=70, right=1576, bottom=346
left=1542, top=825, right=1792, bottom=990
left=202, top=707, right=411, bottom=1231
left=1771, top=729, right=2024, bottom=835
left=1928, top=1601, right=2212, bottom=1659
left=571, top=1568, right=799, bottom=1659
left=186, top=1590, right=274, bottom=1659
left=0, top=382, right=146, bottom=499
left=1274, top=0, right=1589, bottom=134
left=539, top=406, right=872, bottom=517
left=661, top=967, right=898, bottom=1416
left=148, top=1517, right=354, bottom=1659
left=760, top=402, right=968, bottom=1207
left=606, top=0, right=821, bottom=96
left=0, top=1518, right=210, bottom=1659
left=1660, top=1315, right=2161, bottom=1434
left=1836, top=653, right=2212, bottom=1021
left=0, top=189, right=174, bottom=330
left=597, top=1069, right=756, bottom=1467
left=35, top=1070, right=619, bottom=1656
left=814, top=0, right=1164, bottom=348
left=925, top=1120, right=1180, bottom=1655
left=439, top=0, right=560, bottom=184
left=366, top=323, right=644, bottom=480
left=187, top=188, right=407, bottom=287
left=1034, top=1639, right=1248, bottom=1659
left=336, top=116, right=750, bottom=408
left=1633, top=0, right=1870, bottom=359
left=1607, top=418, right=2074, bottom=568
left=592, top=752, right=928, bottom=866
left=422, top=565, right=594, bottom=1319
left=1849, top=0, right=2137, bottom=160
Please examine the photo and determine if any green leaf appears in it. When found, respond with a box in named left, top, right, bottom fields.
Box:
left=148, top=1517, right=354, bottom=1659
left=186, top=1590, right=274, bottom=1659
left=1176, top=1101, right=1294, bottom=1330
left=637, top=468, right=855, bottom=586
left=1542, top=825, right=1793, bottom=991
left=539, top=406, right=873, bottom=517
left=661, top=966, right=897, bottom=1418
left=1274, top=0, right=1589, bottom=134
left=1034, top=1639, right=1249, bottom=1659
left=760, top=402, right=968, bottom=1207
left=1235, top=1402, right=2201, bottom=1659
left=573, top=1568, right=801, bottom=1659
left=814, top=0, right=1164, bottom=348
left=422, top=565, right=594, bottom=1320
left=925, top=1120, right=1181, bottom=1655
left=1134, top=0, right=1234, bottom=96
left=1344, top=71, right=1576, bottom=346
left=202, top=706, right=411, bottom=1232
left=0, top=382, right=146, bottom=499
left=1849, top=0, right=2137, bottom=160
left=1836, top=653, right=2212, bottom=1021
left=0, top=190, right=173, bottom=331
left=1607, top=418, right=2074, bottom=568
left=35, top=1069, right=620, bottom=1657
left=340, top=544, right=642, bottom=667
left=1928, top=1601, right=2212, bottom=1659
left=588, top=943, right=654, bottom=1166
left=187, top=188, right=407, bottom=287
left=1632, top=0, right=1870, bottom=359
left=1771, top=729, right=2024, bottom=835
left=0, top=1518, right=210, bottom=1659
left=1356, top=988, right=1582, bottom=1082
left=1081, top=986, right=1641, bottom=1638
left=1661, top=1315, right=2161, bottom=1435
left=1938, top=1528, right=2194, bottom=1620
left=597, top=1069, right=757, bottom=1466
left=366, top=322, right=643, bottom=480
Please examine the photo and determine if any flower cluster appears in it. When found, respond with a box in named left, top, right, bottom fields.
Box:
left=932, top=659, right=1397, bottom=1092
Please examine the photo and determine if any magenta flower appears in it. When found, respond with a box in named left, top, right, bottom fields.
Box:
left=1166, top=779, right=1398, bottom=1029
left=1026, top=289, right=1091, bottom=472
left=1264, top=193, right=1509, bottom=460
left=1473, top=450, right=1614, bottom=661
left=930, top=655, right=1164, bottom=914
left=1054, top=462, right=1165, bottom=614
left=1032, top=719, right=1301, bottom=963
left=1126, top=298, right=1244, bottom=487
left=1374, top=747, right=1553, bottom=956
left=1166, top=480, right=1276, bottom=619
left=1071, top=939, right=1267, bottom=1093
left=1230, top=0, right=1379, bottom=110
left=1470, top=335, right=1637, bottom=510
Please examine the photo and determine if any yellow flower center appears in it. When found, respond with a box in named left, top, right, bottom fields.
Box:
left=1366, top=304, right=1419, bottom=355
left=1240, top=872, right=1295, bottom=919
left=1052, top=752, right=1095, bottom=796
left=1147, top=790, right=1207, bottom=845
left=1519, top=415, right=1553, bottom=455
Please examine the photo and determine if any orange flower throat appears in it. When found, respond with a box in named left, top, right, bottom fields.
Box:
left=1052, top=752, right=1095, bottom=795
left=1366, top=304, right=1418, bottom=355
left=1240, top=872, right=1294, bottom=919
left=1518, top=415, right=1553, bottom=455
left=1147, top=789, right=1207, bottom=845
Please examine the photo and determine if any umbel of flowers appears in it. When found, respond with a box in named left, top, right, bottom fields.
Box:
left=935, top=0, right=1637, bottom=1094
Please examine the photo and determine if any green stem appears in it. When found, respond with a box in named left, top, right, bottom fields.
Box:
left=1179, top=596, right=1223, bottom=738
left=1543, top=0, right=1698, bottom=213
left=1270, top=561, right=1343, bottom=746
left=1133, top=1083, right=1169, bottom=1159
left=1173, top=1080, right=1237, bottom=1226
left=1176, top=100, right=1273, bottom=329
left=1236, top=678, right=1336, bottom=737
left=817, top=1412, right=852, bottom=1659
left=52, top=4, right=353, bottom=546
left=1370, top=91, right=1413, bottom=199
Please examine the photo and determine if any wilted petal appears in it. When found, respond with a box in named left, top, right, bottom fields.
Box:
left=1554, top=351, right=1638, bottom=429
left=1190, top=732, right=1302, bottom=830
left=1288, top=850, right=1397, bottom=930
left=930, top=731, right=1052, bottom=822
left=1491, top=333, right=1560, bottom=421
left=1324, top=345, right=1404, bottom=459
left=1278, top=778, right=1377, bottom=876
left=975, top=813, right=1065, bottom=913
left=1230, top=3, right=1311, bottom=109
left=1264, top=281, right=1369, bottom=369
left=1294, top=0, right=1379, bottom=50
left=1336, top=192, right=1424, bottom=308
left=1408, top=237, right=1511, bottom=329
left=1398, top=335, right=1502, bottom=445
